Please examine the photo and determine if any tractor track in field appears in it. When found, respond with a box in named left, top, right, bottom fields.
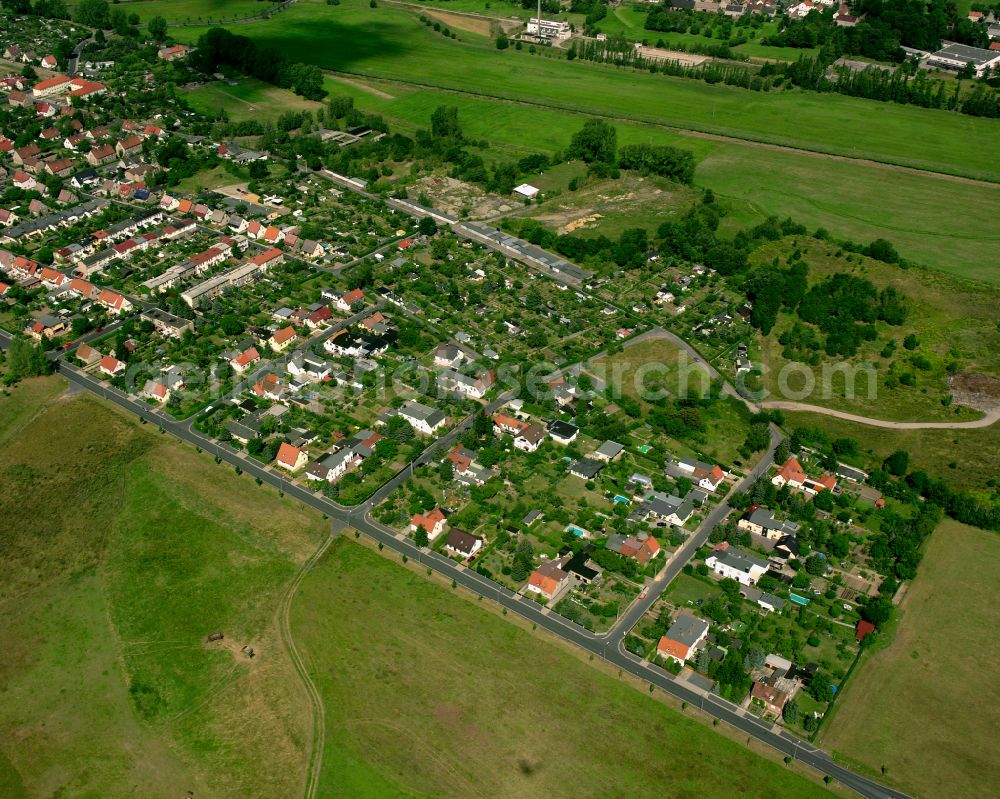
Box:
left=278, top=530, right=338, bottom=799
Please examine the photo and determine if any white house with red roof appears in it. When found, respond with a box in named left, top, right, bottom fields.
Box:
left=275, top=442, right=308, bottom=471
left=99, top=355, right=126, bottom=377
left=410, top=508, right=447, bottom=541
left=231, top=346, right=261, bottom=374
left=334, top=287, right=366, bottom=312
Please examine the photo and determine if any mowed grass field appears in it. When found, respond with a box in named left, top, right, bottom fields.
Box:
left=292, top=539, right=838, bottom=799
left=821, top=519, right=1000, bottom=799
left=172, top=0, right=1000, bottom=181
left=0, top=379, right=326, bottom=799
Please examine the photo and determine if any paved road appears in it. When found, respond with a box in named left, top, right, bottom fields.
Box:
left=608, top=424, right=782, bottom=640
left=44, top=361, right=907, bottom=799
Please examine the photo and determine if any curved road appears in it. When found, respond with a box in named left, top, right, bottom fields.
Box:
left=42, top=361, right=908, bottom=799
left=759, top=400, right=1000, bottom=430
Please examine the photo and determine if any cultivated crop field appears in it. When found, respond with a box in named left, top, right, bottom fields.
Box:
left=172, top=0, right=1000, bottom=181
left=292, top=539, right=838, bottom=799
left=821, top=519, right=1000, bottom=799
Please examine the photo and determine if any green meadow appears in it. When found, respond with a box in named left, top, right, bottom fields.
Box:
left=172, top=0, right=1000, bottom=181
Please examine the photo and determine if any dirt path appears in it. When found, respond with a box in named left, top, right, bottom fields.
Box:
left=327, top=73, right=396, bottom=100
left=323, top=70, right=1000, bottom=188
left=760, top=400, right=1000, bottom=429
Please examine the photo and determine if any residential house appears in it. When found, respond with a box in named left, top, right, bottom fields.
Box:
left=569, top=457, right=604, bottom=480
left=444, top=528, right=483, bottom=559
left=115, top=135, right=143, bottom=159
left=99, top=355, right=126, bottom=377
left=231, top=346, right=261, bottom=374
left=75, top=342, right=101, bottom=365
left=527, top=556, right=572, bottom=601
left=593, top=440, right=624, bottom=462
left=410, top=508, right=447, bottom=541
left=25, top=313, right=67, bottom=340
left=268, top=325, right=298, bottom=352
left=772, top=457, right=807, bottom=489
left=751, top=681, right=790, bottom=716
left=675, top=457, right=726, bottom=491
left=705, top=542, right=769, bottom=586
left=657, top=614, right=710, bottom=664
left=437, top=367, right=495, bottom=399
left=606, top=531, right=661, bottom=564
left=397, top=400, right=446, bottom=435
left=275, top=442, right=308, bottom=471
left=433, top=343, right=465, bottom=369
left=287, top=352, right=330, bottom=382
left=636, top=491, right=694, bottom=527
left=547, top=419, right=579, bottom=445
left=87, top=144, right=116, bottom=166
left=335, top=287, right=366, bottom=311
left=738, top=507, right=801, bottom=541
left=157, top=44, right=188, bottom=61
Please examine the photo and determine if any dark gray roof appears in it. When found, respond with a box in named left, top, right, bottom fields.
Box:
left=666, top=614, right=709, bottom=647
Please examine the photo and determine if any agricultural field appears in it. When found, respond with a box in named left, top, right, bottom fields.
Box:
left=749, top=239, right=1000, bottom=421
left=0, top=379, right=327, bottom=799
left=820, top=519, right=1000, bottom=799
left=171, top=0, right=1000, bottom=181
left=292, top=538, right=839, bottom=799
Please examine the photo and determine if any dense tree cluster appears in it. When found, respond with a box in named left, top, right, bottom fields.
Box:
left=617, top=143, right=695, bottom=184
left=191, top=28, right=326, bottom=101
left=3, top=336, right=52, bottom=384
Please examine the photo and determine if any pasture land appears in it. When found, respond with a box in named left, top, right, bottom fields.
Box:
left=0, top=380, right=326, bottom=799
left=292, top=538, right=837, bottom=799
left=76, top=0, right=274, bottom=24
left=821, top=519, right=1000, bottom=799
left=171, top=0, right=1000, bottom=181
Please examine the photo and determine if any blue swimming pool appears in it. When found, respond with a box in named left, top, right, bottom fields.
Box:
left=789, top=593, right=810, bottom=605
